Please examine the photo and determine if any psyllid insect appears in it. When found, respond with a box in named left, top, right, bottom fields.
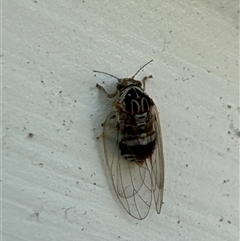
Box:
left=94, top=60, right=164, bottom=220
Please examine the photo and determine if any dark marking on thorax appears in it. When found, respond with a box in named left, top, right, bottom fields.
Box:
left=120, top=86, right=153, bottom=115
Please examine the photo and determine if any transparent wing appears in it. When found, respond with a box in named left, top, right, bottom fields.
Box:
left=150, top=105, right=165, bottom=214
left=103, top=111, right=153, bottom=220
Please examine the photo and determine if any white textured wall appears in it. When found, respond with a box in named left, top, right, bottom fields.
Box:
left=3, top=0, right=238, bottom=240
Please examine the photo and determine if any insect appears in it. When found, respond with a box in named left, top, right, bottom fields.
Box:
left=94, top=60, right=164, bottom=220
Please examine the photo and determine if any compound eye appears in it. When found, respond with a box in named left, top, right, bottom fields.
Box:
left=117, top=83, right=124, bottom=91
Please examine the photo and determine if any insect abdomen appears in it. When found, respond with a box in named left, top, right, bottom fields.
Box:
left=119, top=116, right=156, bottom=161
left=119, top=136, right=155, bottom=161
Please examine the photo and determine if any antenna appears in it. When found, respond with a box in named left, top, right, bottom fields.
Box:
left=132, top=59, right=153, bottom=79
left=93, top=70, right=119, bottom=80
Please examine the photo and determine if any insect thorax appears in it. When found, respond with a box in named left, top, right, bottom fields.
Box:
left=117, top=85, right=153, bottom=114
left=116, top=85, right=156, bottom=161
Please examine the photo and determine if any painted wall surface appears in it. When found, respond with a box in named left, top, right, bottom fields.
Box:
left=3, top=0, right=239, bottom=240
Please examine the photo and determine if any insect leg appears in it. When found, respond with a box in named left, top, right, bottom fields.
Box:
left=96, top=83, right=118, bottom=98
left=142, top=75, right=153, bottom=91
